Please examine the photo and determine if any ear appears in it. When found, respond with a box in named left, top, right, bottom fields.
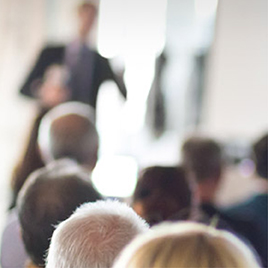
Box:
left=132, top=201, right=144, bottom=218
left=93, top=145, right=99, bottom=167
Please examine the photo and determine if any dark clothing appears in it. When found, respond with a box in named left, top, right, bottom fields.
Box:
left=200, top=202, right=245, bottom=232
left=224, top=194, right=268, bottom=267
left=20, top=45, right=127, bottom=109
left=9, top=109, right=47, bottom=209
left=201, top=202, right=265, bottom=267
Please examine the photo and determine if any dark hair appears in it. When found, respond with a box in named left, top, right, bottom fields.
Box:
left=10, top=109, right=47, bottom=209
left=253, top=133, right=268, bottom=179
left=17, top=161, right=102, bottom=266
left=182, top=137, right=223, bottom=182
left=133, top=166, right=192, bottom=226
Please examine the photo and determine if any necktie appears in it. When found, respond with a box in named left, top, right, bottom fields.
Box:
left=66, top=43, right=94, bottom=103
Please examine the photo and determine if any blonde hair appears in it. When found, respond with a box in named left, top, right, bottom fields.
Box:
left=113, top=222, right=261, bottom=268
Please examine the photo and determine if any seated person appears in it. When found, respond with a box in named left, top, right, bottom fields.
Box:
left=2, top=102, right=100, bottom=267
left=10, top=64, right=69, bottom=209
left=225, top=133, right=268, bottom=267
left=17, top=159, right=103, bottom=267
left=46, top=199, right=149, bottom=268
left=0, top=207, right=28, bottom=268
left=113, top=222, right=261, bottom=268
left=182, top=137, right=257, bottom=226
left=182, top=135, right=265, bottom=265
left=38, top=101, right=98, bottom=171
left=181, top=136, right=226, bottom=218
left=132, top=166, right=198, bottom=226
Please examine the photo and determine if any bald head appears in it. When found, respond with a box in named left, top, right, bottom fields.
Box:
left=38, top=102, right=99, bottom=171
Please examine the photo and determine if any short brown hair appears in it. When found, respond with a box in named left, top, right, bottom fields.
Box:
left=182, top=137, right=223, bottom=182
left=253, top=133, right=268, bottom=179
left=133, top=166, right=193, bottom=225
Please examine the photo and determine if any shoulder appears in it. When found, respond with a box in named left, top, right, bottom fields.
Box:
left=224, top=195, right=263, bottom=217
left=91, top=50, right=109, bottom=63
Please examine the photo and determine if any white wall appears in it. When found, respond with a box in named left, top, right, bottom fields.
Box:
left=0, top=0, right=45, bottom=235
left=203, top=0, right=268, bottom=140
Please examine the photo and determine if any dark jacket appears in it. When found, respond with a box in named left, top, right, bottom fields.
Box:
left=20, top=45, right=127, bottom=109
left=224, top=195, right=268, bottom=268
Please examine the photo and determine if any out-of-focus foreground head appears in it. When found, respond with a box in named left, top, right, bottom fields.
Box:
left=38, top=101, right=98, bottom=171
left=17, top=159, right=103, bottom=267
left=132, top=166, right=195, bottom=226
left=113, top=222, right=261, bottom=268
left=182, top=136, right=223, bottom=183
left=46, top=199, right=149, bottom=268
left=253, top=133, right=268, bottom=179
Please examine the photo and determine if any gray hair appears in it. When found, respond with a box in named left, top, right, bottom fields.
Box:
left=46, top=200, right=149, bottom=268
left=38, top=102, right=98, bottom=170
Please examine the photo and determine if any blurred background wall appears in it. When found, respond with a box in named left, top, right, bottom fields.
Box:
left=203, top=0, right=268, bottom=140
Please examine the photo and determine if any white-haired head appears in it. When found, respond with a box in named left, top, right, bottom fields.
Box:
left=46, top=200, right=149, bottom=268
left=38, top=101, right=98, bottom=171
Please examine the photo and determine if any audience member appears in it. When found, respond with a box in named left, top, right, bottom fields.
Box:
left=112, top=222, right=261, bottom=268
left=0, top=206, right=28, bottom=268
left=225, top=133, right=268, bottom=267
left=182, top=135, right=265, bottom=266
left=17, top=160, right=103, bottom=267
left=46, top=199, right=149, bottom=268
left=182, top=136, right=224, bottom=215
left=2, top=102, right=100, bottom=267
left=181, top=137, right=244, bottom=227
left=9, top=65, right=69, bottom=209
left=10, top=100, right=98, bottom=210
left=20, top=0, right=127, bottom=110
left=132, top=166, right=197, bottom=226
left=38, top=101, right=98, bottom=170
left=9, top=110, right=46, bottom=210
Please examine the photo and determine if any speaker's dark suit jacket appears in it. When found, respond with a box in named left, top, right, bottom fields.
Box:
left=20, top=45, right=127, bottom=109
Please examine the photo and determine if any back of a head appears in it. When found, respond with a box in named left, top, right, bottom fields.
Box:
left=38, top=102, right=99, bottom=170
left=17, top=160, right=103, bottom=266
left=132, top=166, right=193, bottom=226
left=113, top=222, right=261, bottom=268
left=253, top=133, right=268, bottom=179
left=46, top=199, right=149, bottom=268
left=182, top=136, right=223, bottom=183
left=78, top=0, right=99, bottom=12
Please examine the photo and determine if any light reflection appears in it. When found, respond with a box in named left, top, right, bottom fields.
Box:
left=92, top=155, right=138, bottom=198
left=97, top=0, right=167, bottom=131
